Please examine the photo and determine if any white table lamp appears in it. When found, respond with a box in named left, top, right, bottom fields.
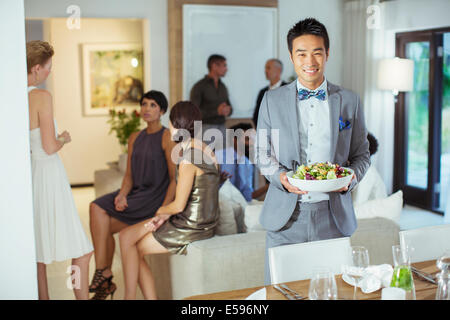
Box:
left=377, top=57, right=414, bottom=97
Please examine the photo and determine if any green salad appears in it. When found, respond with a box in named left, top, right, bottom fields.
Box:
left=292, top=162, right=352, bottom=180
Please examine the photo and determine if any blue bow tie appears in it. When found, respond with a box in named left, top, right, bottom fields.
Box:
left=298, top=89, right=326, bottom=101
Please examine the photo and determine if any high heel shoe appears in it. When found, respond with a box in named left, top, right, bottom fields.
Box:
left=90, top=277, right=117, bottom=300
left=89, top=267, right=111, bottom=293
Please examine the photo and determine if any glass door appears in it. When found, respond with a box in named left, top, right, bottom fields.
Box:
left=405, top=41, right=429, bottom=190
left=394, top=28, right=450, bottom=214
left=440, top=33, right=450, bottom=211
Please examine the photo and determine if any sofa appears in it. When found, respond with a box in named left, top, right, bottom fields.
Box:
left=94, top=167, right=402, bottom=299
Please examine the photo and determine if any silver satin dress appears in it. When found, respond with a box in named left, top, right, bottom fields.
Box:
left=153, top=147, right=220, bottom=255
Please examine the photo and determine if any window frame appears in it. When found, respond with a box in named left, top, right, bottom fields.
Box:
left=394, top=26, right=450, bottom=214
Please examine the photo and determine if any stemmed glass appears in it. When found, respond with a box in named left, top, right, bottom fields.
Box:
left=436, top=250, right=450, bottom=272
left=308, top=267, right=338, bottom=300
left=436, top=250, right=450, bottom=300
left=342, top=246, right=370, bottom=300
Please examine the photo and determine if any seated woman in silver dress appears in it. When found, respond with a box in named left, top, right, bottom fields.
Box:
left=119, top=101, right=221, bottom=300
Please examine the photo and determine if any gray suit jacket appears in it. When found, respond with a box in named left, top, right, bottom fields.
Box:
left=255, top=80, right=370, bottom=236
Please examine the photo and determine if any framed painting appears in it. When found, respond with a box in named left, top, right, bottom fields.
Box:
left=82, top=42, right=144, bottom=116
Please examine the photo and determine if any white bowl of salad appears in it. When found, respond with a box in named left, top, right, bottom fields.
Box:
left=286, top=162, right=354, bottom=192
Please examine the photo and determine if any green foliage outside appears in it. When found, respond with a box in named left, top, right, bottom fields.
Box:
left=406, top=42, right=450, bottom=175
left=407, top=42, right=429, bottom=177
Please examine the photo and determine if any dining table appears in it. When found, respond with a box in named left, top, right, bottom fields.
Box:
left=184, top=260, right=439, bottom=300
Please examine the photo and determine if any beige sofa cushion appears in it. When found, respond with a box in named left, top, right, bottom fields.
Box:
left=219, top=180, right=248, bottom=233
left=244, top=201, right=265, bottom=232
left=350, top=217, right=400, bottom=265
left=216, top=196, right=238, bottom=235
left=167, top=231, right=267, bottom=299
left=94, top=169, right=122, bottom=198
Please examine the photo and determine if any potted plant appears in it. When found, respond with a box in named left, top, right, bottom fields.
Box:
left=107, top=108, right=141, bottom=172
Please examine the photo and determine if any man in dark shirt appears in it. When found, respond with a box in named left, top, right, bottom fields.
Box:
left=190, top=54, right=232, bottom=149
left=252, top=58, right=287, bottom=128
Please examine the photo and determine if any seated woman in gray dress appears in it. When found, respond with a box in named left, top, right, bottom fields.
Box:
left=119, top=101, right=221, bottom=300
left=88, top=90, right=177, bottom=299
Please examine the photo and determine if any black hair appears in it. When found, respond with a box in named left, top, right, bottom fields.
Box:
left=207, top=54, right=226, bottom=70
left=287, top=18, right=330, bottom=54
left=140, top=90, right=168, bottom=114
left=367, top=132, right=379, bottom=156
left=229, top=122, right=253, bottom=132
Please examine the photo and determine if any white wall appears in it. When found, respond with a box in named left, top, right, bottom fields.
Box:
left=0, top=0, right=38, bottom=299
left=278, top=0, right=344, bottom=85
left=24, top=0, right=169, bottom=184
left=183, top=5, right=278, bottom=118
left=384, top=0, right=450, bottom=33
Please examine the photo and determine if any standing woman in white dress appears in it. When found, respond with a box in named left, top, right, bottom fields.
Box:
left=26, top=40, right=94, bottom=300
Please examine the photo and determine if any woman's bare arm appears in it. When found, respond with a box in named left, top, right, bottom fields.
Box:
left=155, top=160, right=196, bottom=216
left=33, top=90, right=64, bottom=155
left=160, top=129, right=177, bottom=206
left=118, top=131, right=140, bottom=197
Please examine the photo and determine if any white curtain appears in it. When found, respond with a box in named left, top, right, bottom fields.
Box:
left=343, top=0, right=395, bottom=194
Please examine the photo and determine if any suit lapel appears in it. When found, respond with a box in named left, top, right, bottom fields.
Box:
left=328, top=82, right=341, bottom=163
left=287, top=81, right=300, bottom=165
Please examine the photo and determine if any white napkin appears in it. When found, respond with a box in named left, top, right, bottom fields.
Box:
left=342, top=264, right=393, bottom=294
left=245, top=287, right=267, bottom=300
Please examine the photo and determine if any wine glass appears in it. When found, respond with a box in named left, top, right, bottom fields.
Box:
left=436, top=250, right=450, bottom=300
left=342, top=246, right=370, bottom=300
left=308, top=267, right=338, bottom=300
left=436, top=250, right=450, bottom=272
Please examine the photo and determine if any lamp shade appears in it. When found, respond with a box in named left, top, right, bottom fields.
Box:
left=377, top=58, right=414, bottom=92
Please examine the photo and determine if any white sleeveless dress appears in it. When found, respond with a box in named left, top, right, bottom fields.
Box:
left=28, top=86, right=93, bottom=264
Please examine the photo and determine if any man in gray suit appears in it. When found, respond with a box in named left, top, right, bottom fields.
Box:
left=255, top=18, right=370, bottom=284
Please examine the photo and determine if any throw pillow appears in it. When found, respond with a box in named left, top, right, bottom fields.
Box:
left=244, top=201, right=265, bottom=232
left=220, top=180, right=248, bottom=233
left=354, top=190, right=403, bottom=223
left=216, top=194, right=238, bottom=235
left=352, top=165, right=388, bottom=206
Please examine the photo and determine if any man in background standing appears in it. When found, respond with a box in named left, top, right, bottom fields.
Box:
left=190, top=54, right=232, bottom=148
left=252, top=59, right=287, bottom=128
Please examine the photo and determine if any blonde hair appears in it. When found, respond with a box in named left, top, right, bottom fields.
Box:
left=26, top=40, right=54, bottom=74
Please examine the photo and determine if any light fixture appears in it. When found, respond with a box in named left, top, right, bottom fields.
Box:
left=131, top=57, right=139, bottom=68
left=377, top=57, right=414, bottom=99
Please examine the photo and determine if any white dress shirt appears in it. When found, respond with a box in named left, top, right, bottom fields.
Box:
left=296, top=78, right=331, bottom=203
left=269, top=79, right=282, bottom=90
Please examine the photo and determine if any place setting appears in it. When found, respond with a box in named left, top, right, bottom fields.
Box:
left=241, top=246, right=449, bottom=301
